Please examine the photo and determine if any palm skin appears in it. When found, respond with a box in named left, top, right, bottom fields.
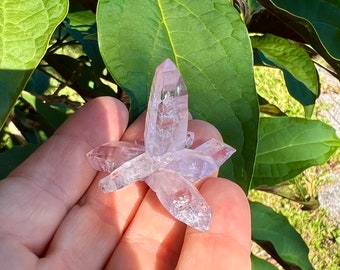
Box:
left=0, top=97, right=251, bottom=269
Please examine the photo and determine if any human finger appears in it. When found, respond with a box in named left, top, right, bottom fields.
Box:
left=39, top=110, right=150, bottom=269
left=106, top=119, right=224, bottom=269
left=176, top=178, right=251, bottom=270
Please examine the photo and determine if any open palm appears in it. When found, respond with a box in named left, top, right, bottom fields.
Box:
left=0, top=97, right=250, bottom=269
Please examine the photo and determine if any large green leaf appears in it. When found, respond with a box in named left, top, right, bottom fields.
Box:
left=258, top=0, right=340, bottom=77
left=0, top=144, right=40, bottom=179
left=0, top=0, right=69, bottom=130
left=251, top=34, right=319, bottom=118
left=252, top=117, right=340, bottom=187
left=251, top=201, right=313, bottom=270
left=97, top=0, right=258, bottom=191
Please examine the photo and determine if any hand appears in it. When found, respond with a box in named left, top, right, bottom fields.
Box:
left=0, top=97, right=251, bottom=269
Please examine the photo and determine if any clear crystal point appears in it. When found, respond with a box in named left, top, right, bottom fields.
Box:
left=194, top=138, right=236, bottom=167
left=144, top=58, right=188, bottom=156
left=98, top=153, right=154, bottom=192
left=87, top=141, right=144, bottom=173
left=146, top=169, right=212, bottom=231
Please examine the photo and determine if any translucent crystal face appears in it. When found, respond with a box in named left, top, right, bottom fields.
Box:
left=144, top=59, right=188, bottom=156
left=86, top=59, right=236, bottom=231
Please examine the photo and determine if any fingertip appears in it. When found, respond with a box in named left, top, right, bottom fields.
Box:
left=188, top=120, right=223, bottom=148
left=199, top=177, right=251, bottom=248
left=177, top=178, right=251, bottom=269
left=57, top=96, right=129, bottom=146
left=121, top=111, right=147, bottom=143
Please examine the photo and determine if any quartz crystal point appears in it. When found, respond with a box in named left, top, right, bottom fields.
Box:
left=87, top=141, right=144, bottom=173
left=98, top=137, right=236, bottom=191
left=146, top=169, right=212, bottom=231
left=144, top=58, right=188, bottom=156
left=87, top=59, right=236, bottom=231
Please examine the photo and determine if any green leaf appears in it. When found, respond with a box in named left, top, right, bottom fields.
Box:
left=251, top=254, right=277, bottom=270
left=97, top=0, right=258, bottom=191
left=258, top=0, right=340, bottom=76
left=247, top=0, right=262, bottom=13
left=25, top=69, right=50, bottom=95
left=251, top=201, right=313, bottom=270
left=251, top=34, right=319, bottom=118
left=252, top=117, right=340, bottom=187
left=64, top=9, right=103, bottom=69
left=257, top=182, right=320, bottom=210
left=21, top=91, right=68, bottom=130
left=282, top=69, right=317, bottom=119
left=0, top=144, right=40, bottom=179
left=0, top=0, right=69, bottom=130
left=43, top=53, right=115, bottom=98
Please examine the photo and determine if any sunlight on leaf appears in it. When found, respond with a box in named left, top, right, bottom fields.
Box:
left=252, top=117, right=340, bottom=187
left=258, top=0, right=340, bottom=75
left=251, top=34, right=319, bottom=118
left=0, top=0, right=69, bottom=129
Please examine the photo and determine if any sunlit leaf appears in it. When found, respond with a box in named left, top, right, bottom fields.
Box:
left=258, top=0, right=340, bottom=76
left=251, top=34, right=319, bottom=118
left=252, top=117, right=340, bottom=187
left=251, top=201, right=313, bottom=270
left=0, top=0, right=69, bottom=129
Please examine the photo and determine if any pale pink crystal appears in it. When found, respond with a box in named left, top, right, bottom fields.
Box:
left=194, top=138, right=236, bottom=167
left=146, top=169, right=212, bottom=231
left=86, top=141, right=144, bottom=172
left=87, top=59, right=236, bottom=231
left=144, top=59, right=188, bottom=156
left=98, top=139, right=236, bottom=192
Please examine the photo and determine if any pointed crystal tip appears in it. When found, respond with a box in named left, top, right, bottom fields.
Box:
left=154, top=58, right=187, bottom=98
left=157, top=58, right=177, bottom=73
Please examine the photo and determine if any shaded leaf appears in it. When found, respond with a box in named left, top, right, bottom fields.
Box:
left=0, top=144, right=40, bottom=179
left=60, top=9, right=121, bottom=99
left=251, top=34, right=319, bottom=118
left=25, top=69, right=50, bottom=95
left=0, top=0, right=69, bottom=129
left=257, top=182, right=320, bottom=210
left=251, top=254, right=278, bottom=270
left=282, top=68, right=317, bottom=118
left=43, top=53, right=115, bottom=98
left=247, top=0, right=262, bottom=13
left=251, top=201, right=313, bottom=270
left=64, top=9, right=103, bottom=69
left=252, top=117, right=340, bottom=187
left=258, top=94, right=286, bottom=116
left=97, top=0, right=258, bottom=191
left=21, top=91, right=68, bottom=130
left=258, top=0, right=340, bottom=77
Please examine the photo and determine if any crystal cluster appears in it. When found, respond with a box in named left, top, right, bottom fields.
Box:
left=87, top=59, right=236, bottom=231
